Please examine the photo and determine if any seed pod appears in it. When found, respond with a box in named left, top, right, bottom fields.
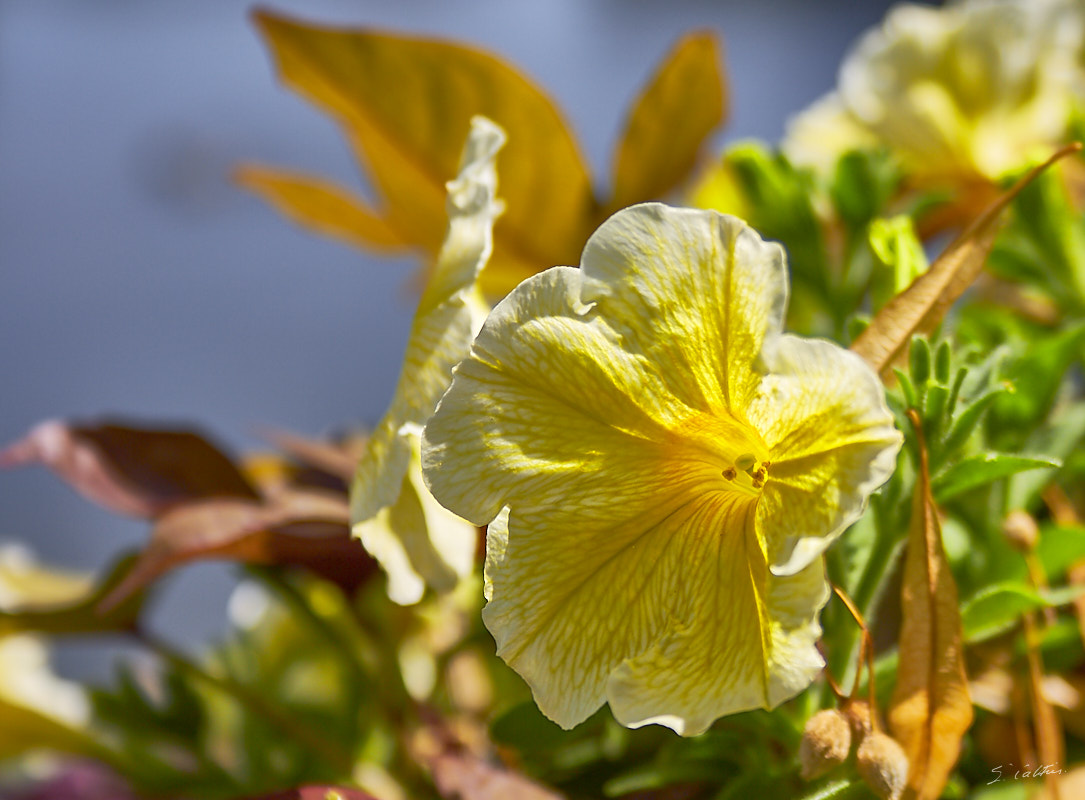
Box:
left=856, top=731, right=909, bottom=800
left=799, top=708, right=851, bottom=780
left=1002, top=509, right=1039, bottom=552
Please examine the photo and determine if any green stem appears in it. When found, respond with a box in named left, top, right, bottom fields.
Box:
left=137, top=632, right=353, bottom=774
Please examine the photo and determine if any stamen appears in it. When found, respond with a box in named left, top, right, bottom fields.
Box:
left=722, top=467, right=737, bottom=481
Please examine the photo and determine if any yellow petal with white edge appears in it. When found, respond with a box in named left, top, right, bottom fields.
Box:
left=748, top=335, right=901, bottom=576
left=351, top=117, right=503, bottom=602
left=608, top=534, right=828, bottom=736
left=578, top=203, right=787, bottom=415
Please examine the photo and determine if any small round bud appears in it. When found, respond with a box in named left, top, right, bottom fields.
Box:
left=1002, top=509, right=1039, bottom=552
left=856, top=731, right=909, bottom=800
left=799, top=708, right=851, bottom=781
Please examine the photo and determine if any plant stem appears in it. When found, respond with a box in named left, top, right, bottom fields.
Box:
left=136, top=631, right=353, bottom=774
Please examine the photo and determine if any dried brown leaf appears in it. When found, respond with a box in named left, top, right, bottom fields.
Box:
left=851, top=144, right=1082, bottom=377
left=888, top=411, right=974, bottom=799
left=0, top=419, right=257, bottom=518
left=99, top=489, right=373, bottom=610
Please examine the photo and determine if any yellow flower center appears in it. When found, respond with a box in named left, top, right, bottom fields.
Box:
left=668, top=411, right=769, bottom=500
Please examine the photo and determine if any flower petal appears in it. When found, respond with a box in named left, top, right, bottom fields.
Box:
left=748, top=335, right=902, bottom=576
left=485, top=492, right=776, bottom=730
left=350, top=116, right=504, bottom=603
left=607, top=549, right=828, bottom=736
left=578, top=204, right=788, bottom=415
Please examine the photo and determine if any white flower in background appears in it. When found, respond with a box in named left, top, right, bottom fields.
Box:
left=785, top=0, right=1084, bottom=182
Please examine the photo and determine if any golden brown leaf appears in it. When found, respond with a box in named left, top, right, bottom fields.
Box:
left=235, top=166, right=404, bottom=250
left=888, top=410, right=974, bottom=799
left=243, top=13, right=728, bottom=298
left=608, top=31, right=726, bottom=211
left=851, top=144, right=1082, bottom=377
left=248, top=10, right=594, bottom=296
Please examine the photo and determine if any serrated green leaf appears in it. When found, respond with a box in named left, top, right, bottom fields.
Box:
left=933, top=453, right=1059, bottom=502
left=961, top=582, right=1085, bottom=643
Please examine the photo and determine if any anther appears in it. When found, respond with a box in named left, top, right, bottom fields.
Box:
left=722, top=467, right=737, bottom=481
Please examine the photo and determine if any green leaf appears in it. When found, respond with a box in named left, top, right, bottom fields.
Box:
left=725, top=143, right=828, bottom=311
left=1007, top=403, right=1085, bottom=510
left=869, top=215, right=928, bottom=311
left=961, top=581, right=1085, bottom=643
left=1035, top=525, right=1085, bottom=582
left=993, top=322, right=1085, bottom=428
left=940, top=386, right=1007, bottom=458
left=934, top=340, right=952, bottom=385
left=830, top=147, right=900, bottom=228
left=932, top=453, right=1060, bottom=502
left=909, top=336, right=931, bottom=389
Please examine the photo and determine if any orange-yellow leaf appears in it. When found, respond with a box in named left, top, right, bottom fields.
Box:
left=609, top=31, right=726, bottom=211
left=851, top=144, right=1082, bottom=377
left=889, top=411, right=973, bottom=800
left=250, top=10, right=596, bottom=296
left=235, top=166, right=404, bottom=250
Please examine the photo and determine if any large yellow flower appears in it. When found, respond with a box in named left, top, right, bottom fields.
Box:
left=422, top=204, right=902, bottom=735
left=785, top=0, right=1082, bottom=182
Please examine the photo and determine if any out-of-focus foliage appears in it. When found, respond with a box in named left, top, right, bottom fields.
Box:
left=237, top=12, right=726, bottom=298
left=8, top=1, right=1085, bottom=798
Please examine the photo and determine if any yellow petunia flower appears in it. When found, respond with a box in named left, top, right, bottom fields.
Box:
left=785, top=0, right=1082, bottom=183
left=350, top=117, right=504, bottom=605
left=422, top=204, right=902, bottom=735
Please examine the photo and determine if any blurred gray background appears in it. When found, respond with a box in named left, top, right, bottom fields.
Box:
left=0, top=0, right=899, bottom=671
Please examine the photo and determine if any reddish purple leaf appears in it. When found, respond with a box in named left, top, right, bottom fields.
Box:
left=99, top=489, right=375, bottom=610
left=0, top=419, right=258, bottom=518
left=427, top=750, right=565, bottom=800
left=242, top=787, right=380, bottom=800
